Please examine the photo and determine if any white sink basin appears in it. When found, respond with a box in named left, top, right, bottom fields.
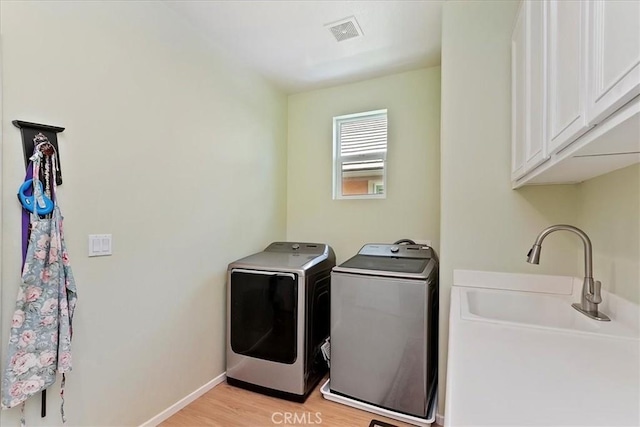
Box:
left=447, top=270, right=640, bottom=427
left=460, top=287, right=639, bottom=340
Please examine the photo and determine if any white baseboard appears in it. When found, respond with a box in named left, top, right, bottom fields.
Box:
left=436, top=413, right=445, bottom=426
left=139, top=372, right=226, bottom=427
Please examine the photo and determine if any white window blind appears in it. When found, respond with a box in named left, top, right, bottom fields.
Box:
left=333, top=109, right=388, bottom=199
left=339, top=114, right=388, bottom=157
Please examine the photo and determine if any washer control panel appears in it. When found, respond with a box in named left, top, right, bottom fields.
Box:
left=358, top=244, right=432, bottom=259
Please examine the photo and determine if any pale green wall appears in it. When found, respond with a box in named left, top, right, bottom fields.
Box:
left=0, top=2, right=287, bottom=425
left=440, top=0, right=583, bottom=415
left=287, top=67, right=441, bottom=263
left=0, top=4, right=3, bottom=401
left=577, top=164, right=640, bottom=304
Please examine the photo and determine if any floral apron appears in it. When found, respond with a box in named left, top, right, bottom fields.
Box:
left=1, top=148, right=78, bottom=424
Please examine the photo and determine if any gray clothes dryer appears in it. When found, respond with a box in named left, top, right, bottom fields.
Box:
left=330, top=243, right=439, bottom=418
left=226, top=242, right=336, bottom=402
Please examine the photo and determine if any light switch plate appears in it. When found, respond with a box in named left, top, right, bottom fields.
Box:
left=88, top=234, right=112, bottom=257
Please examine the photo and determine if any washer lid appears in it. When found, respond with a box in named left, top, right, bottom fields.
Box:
left=338, top=255, right=429, bottom=274
left=334, top=243, right=437, bottom=278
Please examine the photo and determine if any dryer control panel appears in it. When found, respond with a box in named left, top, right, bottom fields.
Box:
left=265, top=242, right=327, bottom=255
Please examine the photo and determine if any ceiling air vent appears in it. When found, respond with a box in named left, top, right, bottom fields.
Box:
left=326, top=16, right=363, bottom=42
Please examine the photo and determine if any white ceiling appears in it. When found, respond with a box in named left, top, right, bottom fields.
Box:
left=166, top=1, right=444, bottom=94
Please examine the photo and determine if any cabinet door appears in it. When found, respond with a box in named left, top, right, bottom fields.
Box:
left=547, top=0, right=590, bottom=153
left=512, top=1, right=549, bottom=183
left=526, top=0, right=548, bottom=171
left=512, top=3, right=527, bottom=181
left=587, top=0, right=640, bottom=125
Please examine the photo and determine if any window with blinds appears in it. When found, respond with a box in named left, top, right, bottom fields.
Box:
left=333, top=109, right=388, bottom=199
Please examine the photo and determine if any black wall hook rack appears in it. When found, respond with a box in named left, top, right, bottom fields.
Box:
left=13, top=120, right=65, bottom=185
left=13, top=120, right=64, bottom=418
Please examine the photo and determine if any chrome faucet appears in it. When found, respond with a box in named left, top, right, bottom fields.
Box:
left=527, top=224, right=610, bottom=321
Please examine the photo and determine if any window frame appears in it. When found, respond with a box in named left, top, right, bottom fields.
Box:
left=332, top=109, right=388, bottom=200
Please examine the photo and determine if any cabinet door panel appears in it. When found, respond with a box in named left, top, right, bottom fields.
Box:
left=512, top=3, right=527, bottom=180
left=526, top=0, right=547, bottom=170
left=548, top=0, right=590, bottom=153
left=588, top=0, right=640, bottom=124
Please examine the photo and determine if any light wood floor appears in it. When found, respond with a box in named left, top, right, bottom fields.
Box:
left=161, top=377, right=426, bottom=427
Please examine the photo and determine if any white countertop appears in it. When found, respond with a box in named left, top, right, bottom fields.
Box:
left=445, top=270, right=640, bottom=427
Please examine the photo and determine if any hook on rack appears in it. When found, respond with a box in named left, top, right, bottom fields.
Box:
left=13, top=120, right=65, bottom=185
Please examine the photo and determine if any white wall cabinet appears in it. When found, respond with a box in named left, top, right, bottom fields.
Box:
left=511, top=4, right=527, bottom=180
left=587, top=0, right=640, bottom=125
left=527, top=0, right=547, bottom=172
left=547, top=0, right=590, bottom=153
left=511, top=0, right=549, bottom=181
left=512, top=0, right=640, bottom=188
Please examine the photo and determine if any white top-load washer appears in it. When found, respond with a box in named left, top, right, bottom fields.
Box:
left=330, top=243, right=439, bottom=419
